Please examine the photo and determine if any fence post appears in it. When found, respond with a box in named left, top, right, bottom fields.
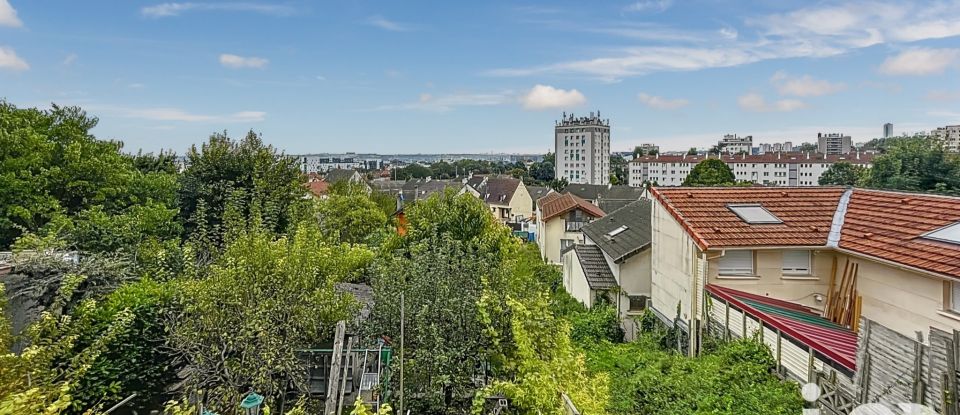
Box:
left=776, top=328, right=783, bottom=376
left=742, top=312, right=747, bottom=339
left=724, top=301, right=730, bottom=341
left=914, top=331, right=926, bottom=405
left=946, top=335, right=958, bottom=415
left=808, top=346, right=816, bottom=383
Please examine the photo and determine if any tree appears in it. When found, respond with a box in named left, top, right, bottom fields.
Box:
left=529, top=161, right=555, bottom=183
left=548, top=177, right=569, bottom=193
left=861, top=135, right=960, bottom=193
left=819, top=161, right=865, bottom=186
left=683, top=159, right=736, bottom=186
left=687, top=147, right=698, bottom=156
left=318, top=183, right=389, bottom=244
left=177, top=130, right=304, bottom=253
left=796, top=142, right=818, bottom=152
left=168, top=224, right=373, bottom=409
left=610, top=154, right=627, bottom=184
left=395, top=164, right=432, bottom=180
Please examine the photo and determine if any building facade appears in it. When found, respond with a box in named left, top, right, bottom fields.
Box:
left=933, top=125, right=960, bottom=153
left=883, top=123, right=893, bottom=138
left=628, top=152, right=873, bottom=187
left=817, top=133, right=853, bottom=155
left=555, top=112, right=611, bottom=185
left=718, top=134, right=753, bottom=155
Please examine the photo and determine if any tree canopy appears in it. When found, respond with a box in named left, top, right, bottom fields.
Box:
left=682, top=159, right=736, bottom=186
left=861, top=135, right=960, bottom=194
left=819, top=161, right=864, bottom=186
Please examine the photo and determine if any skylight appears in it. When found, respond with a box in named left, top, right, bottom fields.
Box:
left=923, top=222, right=960, bottom=245
left=607, top=225, right=629, bottom=237
left=727, top=204, right=782, bottom=224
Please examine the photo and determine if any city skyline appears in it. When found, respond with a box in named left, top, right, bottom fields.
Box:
left=1, top=0, right=959, bottom=154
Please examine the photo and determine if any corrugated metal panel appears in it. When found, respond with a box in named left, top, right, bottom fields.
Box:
left=729, top=308, right=744, bottom=339
left=710, top=299, right=727, bottom=326
left=781, top=340, right=809, bottom=381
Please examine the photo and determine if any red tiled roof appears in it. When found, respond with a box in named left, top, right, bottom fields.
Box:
left=631, top=152, right=874, bottom=165
left=306, top=180, right=330, bottom=197
left=708, top=284, right=858, bottom=372
left=540, top=193, right=605, bottom=221
left=840, top=189, right=960, bottom=279
left=651, top=187, right=845, bottom=250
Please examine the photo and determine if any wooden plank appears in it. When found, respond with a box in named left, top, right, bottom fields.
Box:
left=337, top=336, right=356, bottom=415
left=824, top=256, right=838, bottom=318
left=325, top=321, right=347, bottom=415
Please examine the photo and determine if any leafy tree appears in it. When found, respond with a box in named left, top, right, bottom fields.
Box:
left=610, top=154, right=627, bottom=184
left=796, top=142, right=818, bottom=152
left=318, top=183, right=389, bottom=244
left=529, top=160, right=555, bottom=182
left=861, top=135, right=960, bottom=193
left=399, top=189, right=502, bottom=245
left=819, top=161, right=865, bottom=186
left=168, top=224, right=373, bottom=409
left=131, top=149, right=178, bottom=175
left=682, top=159, right=736, bottom=186
left=394, top=164, right=432, bottom=180
left=177, top=130, right=304, bottom=253
left=548, top=177, right=569, bottom=193
left=687, top=147, right=698, bottom=156
left=429, top=161, right=456, bottom=179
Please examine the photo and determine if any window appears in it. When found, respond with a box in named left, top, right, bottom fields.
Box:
left=727, top=204, right=783, bottom=224
left=718, top=250, right=754, bottom=276
left=607, top=225, right=629, bottom=238
left=566, top=210, right=588, bottom=231
left=951, top=282, right=960, bottom=314
left=782, top=250, right=811, bottom=275
left=628, top=295, right=648, bottom=312
left=924, top=222, right=960, bottom=245
left=560, top=239, right=574, bottom=251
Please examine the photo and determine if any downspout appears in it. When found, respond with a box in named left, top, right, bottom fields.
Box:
left=692, top=249, right=724, bottom=356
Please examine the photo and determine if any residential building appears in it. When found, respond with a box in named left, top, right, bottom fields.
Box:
left=535, top=192, right=605, bottom=264
left=399, top=178, right=466, bottom=202
left=933, top=125, right=960, bottom=153
left=465, top=175, right=533, bottom=222
left=554, top=111, right=611, bottom=185
left=718, top=134, right=753, bottom=155
left=634, top=143, right=660, bottom=156
left=817, top=132, right=853, bottom=155
left=759, top=142, right=794, bottom=154
left=561, top=199, right=652, bottom=338
left=883, top=123, right=894, bottom=138
left=324, top=168, right=363, bottom=184
left=646, top=186, right=960, bottom=409
left=562, top=183, right=643, bottom=213
left=525, top=186, right=554, bottom=211
left=628, top=152, right=873, bottom=187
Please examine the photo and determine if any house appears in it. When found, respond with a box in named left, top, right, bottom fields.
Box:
left=561, top=199, right=652, bottom=336
left=535, top=192, right=605, bottom=264
left=525, top=186, right=553, bottom=212
left=465, top=175, right=533, bottom=222
left=305, top=180, right=331, bottom=199
left=324, top=168, right=363, bottom=184
left=392, top=179, right=467, bottom=235
left=647, top=186, right=960, bottom=401
left=561, top=183, right=643, bottom=213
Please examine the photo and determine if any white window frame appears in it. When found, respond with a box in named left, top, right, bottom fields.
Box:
left=781, top=250, right=812, bottom=276
left=718, top=250, right=754, bottom=276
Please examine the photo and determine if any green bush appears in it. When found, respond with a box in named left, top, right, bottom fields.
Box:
left=569, top=305, right=623, bottom=344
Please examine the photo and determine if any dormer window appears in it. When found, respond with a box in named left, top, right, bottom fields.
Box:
left=923, top=222, right=960, bottom=245
left=727, top=204, right=782, bottom=224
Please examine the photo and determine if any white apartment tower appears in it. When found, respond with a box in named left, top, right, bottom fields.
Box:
left=718, top=134, right=753, bottom=154
left=933, top=125, right=960, bottom=153
left=555, top=112, right=611, bottom=185
left=817, top=132, right=853, bottom=155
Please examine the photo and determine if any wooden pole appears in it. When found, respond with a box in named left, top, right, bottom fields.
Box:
left=824, top=256, right=838, bottom=318
left=337, top=336, right=356, bottom=415
left=325, top=321, right=347, bottom=415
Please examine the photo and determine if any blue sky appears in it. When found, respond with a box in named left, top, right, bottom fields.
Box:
left=1, top=0, right=959, bottom=155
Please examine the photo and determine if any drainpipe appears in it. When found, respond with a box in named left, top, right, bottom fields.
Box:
left=691, top=249, right=724, bottom=356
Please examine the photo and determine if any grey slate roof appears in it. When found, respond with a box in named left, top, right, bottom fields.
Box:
left=597, top=198, right=633, bottom=214
left=573, top=245, right=618, bottom=290
left=398, top=179, right=464, bottom=203
left=581, top=199, right=652, bottom=263
left=369, top=179, right=406, bottom=191
left=466, top=175, right=521, bottom=206
left=526, top=186, right=552, bottom=208
left=562, top=184, right=643, bottom=202
left=325, top=168, right=359, bottom=183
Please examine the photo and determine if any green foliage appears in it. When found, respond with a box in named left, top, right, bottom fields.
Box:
left=581, top=336, right=802, bottom=415
left=168, top=223, right=373, bottom=409
left=610, top=154, right=627, bottom=185
left=568, top=304, right=624, bottom=344
left=318, top=183, right=389, bottom=244
left=682, top=159, right=736, bottom=186
left=130, top=149, right=178, bottom=175
left=819, top=161, right=865, bottom=186
left=861, top=135, right=960, bottom=194
left=399, top=188, right=505, bottom=246
left=177, top=130, right=304, bottom=254
left=350, top=397, right=392, bottom=415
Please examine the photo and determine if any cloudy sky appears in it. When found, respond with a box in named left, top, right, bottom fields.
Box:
left=1, top=0, right=959, bottom=154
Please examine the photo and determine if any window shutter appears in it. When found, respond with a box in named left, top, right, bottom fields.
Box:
left=782, top=250, right=811, bottom=275
left=719, top=251, right=753, bottom=275
left=952, top=282, right=960, bottom=313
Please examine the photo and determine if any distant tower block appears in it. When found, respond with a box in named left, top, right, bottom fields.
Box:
left=554, top=111, right=611, bottom=185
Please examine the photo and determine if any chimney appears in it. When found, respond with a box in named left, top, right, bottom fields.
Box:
left=777, top=152, right=781, bottom=160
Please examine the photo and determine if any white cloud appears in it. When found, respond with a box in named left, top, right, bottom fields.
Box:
left=738, top=93, right=806, bottom=112
left=770, top=72, right=846, bottom=97
left=62, top=53, right=78, bottom=66
left=624, top=0, right=672, bottom=13
left=141, top=2, right=294, bottom=18
left=519, top=85, right=586, bottom=110
left=926, top=90, right=960, bottom=102
left=879, top=48, right=960, bottom=76
left=219, top=53, right=268, bottom=69
left=366, top=15, right=412, bottom=32
left=374, top=90, right=513, bottom=112
left=637, top=92, right=688, bottom=110
left=0, top=0, right=21, bottom=27
left=489, top=1, right=960, bottom=81
left=102, top=106, right=266, bottom=122
left=0, top=46, right=28, bottom=71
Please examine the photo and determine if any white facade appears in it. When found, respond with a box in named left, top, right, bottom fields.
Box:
left=817, top=133, right=852, bottom=155
left=719, top=134, right=753, bottom=155
left=628, top=153, right=874, bottom=187
left=301, top=156, right=384, bottom=173
left=555, top=112, right=611, bottom=185
left=883, top=123, right=894, bottom=138
left=933, top=125, right=960, bottom=153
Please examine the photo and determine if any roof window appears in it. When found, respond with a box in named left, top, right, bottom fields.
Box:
left=607, top=225, right=628, bottom=238
left=727, top=204, right=782, bottom=224
left=923, top=222, right=960, bottom=245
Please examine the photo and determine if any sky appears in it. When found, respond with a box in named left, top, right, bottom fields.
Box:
left=1, top=0, right=959, bottom=155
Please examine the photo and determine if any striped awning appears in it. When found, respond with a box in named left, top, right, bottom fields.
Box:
left=707, top=284, right=858, bottom=371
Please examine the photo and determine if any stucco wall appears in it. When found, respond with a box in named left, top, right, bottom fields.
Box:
left=707, top=249, right=831, bottom=310
left=562, top=248, right=594, bottom=307
left=651, top=198, right=698, bottom=322
left=541, top=217, right=586, bottom=264
left=510, top=182, right=533, bottom=219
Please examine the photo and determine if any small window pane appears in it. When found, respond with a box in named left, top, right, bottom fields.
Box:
left=925, top=222, right=960, bottom=245
left=719, top=250, right=754, bottom=275
left=728, top=204, right=782, bottom=224
left=782, top=250, right=811, bottom=275
left=952, top=282, right=960, bottom=313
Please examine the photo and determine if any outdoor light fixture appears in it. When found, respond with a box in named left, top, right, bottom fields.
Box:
left=240, top=390, right=264, bottom=415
